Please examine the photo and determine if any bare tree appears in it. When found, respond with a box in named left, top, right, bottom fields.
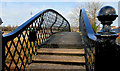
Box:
left=68, top=2, right=103, bottom=32
left=68, top=6, right=83, bottom=27
left=86, top=2, right=103, bottom=32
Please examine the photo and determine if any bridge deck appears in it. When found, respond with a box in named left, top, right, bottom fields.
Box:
left=26, top=32, right=86, bottom=70
left=41, top=32, right=83, bottom=48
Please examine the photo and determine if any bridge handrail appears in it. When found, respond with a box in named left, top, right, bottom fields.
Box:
left=2, top=9, right=70, bottom=71
left=80, top=7, right=120, bottom=71
left=3, top=9, right=70, bottom=42
left=79, top=8, right=96, bottom=71
left=79, top=8, right=96, bottom=41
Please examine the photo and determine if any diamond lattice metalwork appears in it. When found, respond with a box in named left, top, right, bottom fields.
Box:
left=2, top=9, right=70, bottom=71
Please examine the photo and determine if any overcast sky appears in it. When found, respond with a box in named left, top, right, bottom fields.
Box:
left=0, top=0, right=119, bottom=27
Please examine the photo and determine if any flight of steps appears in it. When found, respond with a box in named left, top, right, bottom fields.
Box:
left=26, top=48, right=86, bottom=71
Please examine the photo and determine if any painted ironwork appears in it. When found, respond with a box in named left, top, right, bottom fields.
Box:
left=95, top=6, right=120, bottom=71
left=79, top=8, right=96, bottom=71
left=2, top=9, right=70, bottom=71
left=79, top=6, right=120, bottom=71
left=2, top=6, right=120, bottom=71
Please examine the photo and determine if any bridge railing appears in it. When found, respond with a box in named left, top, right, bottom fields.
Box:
left=79, top=8, right=96, bottom=71
left=80, top=6, right=120, bottom=71
left=2, top=9, right=70, bottom=70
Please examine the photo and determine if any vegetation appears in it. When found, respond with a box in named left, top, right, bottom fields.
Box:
left=68, top=2, right=103, bottom=32
left=0, top=25, right=18, bottom=31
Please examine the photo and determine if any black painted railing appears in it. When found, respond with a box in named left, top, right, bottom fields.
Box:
left=2, top=9, right=70, bottom=71
left=79, top=8, right=96, bottom=71
left=80, top=6, right=120, bottom=71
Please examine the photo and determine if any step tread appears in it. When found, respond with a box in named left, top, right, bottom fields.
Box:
left=37, top=48, right=85, bottom=54
left=32, top=55, right=85, bottom=63
left=26, top=63, right=86, bottom=69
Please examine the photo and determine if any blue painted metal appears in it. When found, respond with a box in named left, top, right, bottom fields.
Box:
left=98, top=6, right=117, bottom=17
left=80, top=6, right=120, bottom=71
left=95, top=6, right=120, bottom=71
left=3, top=9, right=71, bottom=42
left=2, top=9, right=71, bottom=71
left=80, top=8, right=96, bottom=71
left=80, top=8, right=96, bottom=41
left=96, top=6, right=118, bottom=39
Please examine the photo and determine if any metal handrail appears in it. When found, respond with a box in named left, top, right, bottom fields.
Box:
left=3, top=9, right=70, bottom=42
left=2, top=9, right=70, bottom=71
left=79, top=8, right=96, bottom=41
left=79, top=8, right=96, bottom=71
left=80, top=7, right=120, bottom=71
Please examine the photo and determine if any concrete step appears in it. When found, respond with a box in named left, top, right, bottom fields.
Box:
left=32, top=55, right=85, bottom=65
left=37, top=48, right=85, bottom=55
left=40, top=44, right=84, bottom=49
left=26, top=63, right=86, bottom=70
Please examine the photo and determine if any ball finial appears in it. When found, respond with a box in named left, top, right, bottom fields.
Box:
left=97, top=6, right=118, bottom=21
left=96, top=6, right=118, bottom=38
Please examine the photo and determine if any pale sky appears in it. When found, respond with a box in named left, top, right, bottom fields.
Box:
left=0, top=0, right=119, bottom=27
left=1, top=0, right=120, bottom=2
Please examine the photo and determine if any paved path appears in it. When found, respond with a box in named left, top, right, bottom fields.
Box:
left=42, top=32, right=83, bottom=48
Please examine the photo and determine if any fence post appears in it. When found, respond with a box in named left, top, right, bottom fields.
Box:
left=0, top=18, right=3, bottom=71
left=95, top=6, right=119, bottom=71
